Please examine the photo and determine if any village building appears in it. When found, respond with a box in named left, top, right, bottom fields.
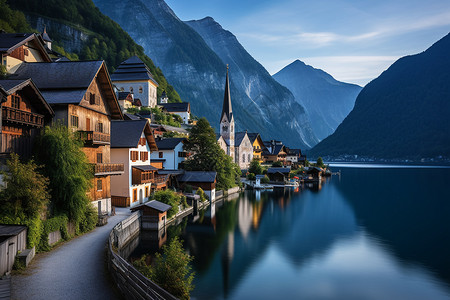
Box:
left=0, top=225, right=27, bottom=276
left=130, top=200, right=171, bottom=230
left=234, top=131, right=253, bottom=169
left=286, top=148, right=307, bottom=167
left=111, top=56, right=159, bottom=108
left=262, top=140, right=288, bottom=164
left=150, top=137, right=187, bottom=170
left=267, top=167, right=291, bottom=182
left=177, top=171, right=217, bottom=202
left=13, top=60, right=124, bottom=215
left=160, top=90, right=169, bottom=104
left=247, top=133, right=265, bottom=163
left=0, top=79, right=54, bottom=162
left=117, top=91, right=134, bottom=110
left=110, top=119, right=160, bottom=208
left=160, top=102, right=190, bottom=124
left=0, top=32, right=52, bottom=73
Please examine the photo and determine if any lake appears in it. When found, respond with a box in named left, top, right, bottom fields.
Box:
left=131, top=165, right=450, bottom=300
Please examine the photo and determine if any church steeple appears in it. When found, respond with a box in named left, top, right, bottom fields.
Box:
left=220, top=65, right=235, bottom=158
left=221, top=64, right=233, bottom=123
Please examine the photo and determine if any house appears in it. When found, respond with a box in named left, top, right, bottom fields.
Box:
left=0, top=225, right=27, bottom=276
left=111, top=56, right=159, bottom=108
left=160, top=102, right=190, bottom=124
left=177, top=171, right=217, bottom=202
left=130, top=200, right=171, bottom=230
left=110, top=119, right=160, bottom=208
left=150, top=137, right=187, bottom=170
left=160, top=90, right=168, bottom=104
left=0, top=79, right=54, bottom=162
left=117, top=92, right=134, bottom=110
left=13, top=60, right=124, bottom=215
left=0, top=32, right=52, bottom=73
left=262, top=140, right=287, bottom=164
left=234, top=131, right=253, bottom=170
left=247, top=133, right=265, bottom=163
left=267, top=167, right=291, bottom=182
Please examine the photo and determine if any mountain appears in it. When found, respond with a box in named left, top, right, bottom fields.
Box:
left=273, top=60, right=362, bottom=140
left=91, top=0, right=318, bottom=148
left=311, top=33, right=450, bottom=159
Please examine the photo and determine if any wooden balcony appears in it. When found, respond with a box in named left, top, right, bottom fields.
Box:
left=94, top=163, right=124, bottom=176
left=2, top=106, right=44, bottom=127
left=78, top=131, right=110, bottom=145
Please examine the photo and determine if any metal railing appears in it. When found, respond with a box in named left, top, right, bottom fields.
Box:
left=2, top=106, right=44, bottom=127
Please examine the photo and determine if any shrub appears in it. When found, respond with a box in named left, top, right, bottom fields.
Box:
left=247, top=173, right=256, bottom=180
left=248, top=159, right=263, bottom=175
left=154, top=190, right=181, bottom=218
left=39, top=215, right=69, bottom=251
left=261, top=175, right=270, bottom=184
left=196, top=187, right=207, bottom=202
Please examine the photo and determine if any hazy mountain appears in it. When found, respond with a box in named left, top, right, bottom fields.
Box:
left=92, top=0, right=318, bottom=148
left=273, top=60, right=362, bottom=140
left=311, top=33, right=450, bottom=159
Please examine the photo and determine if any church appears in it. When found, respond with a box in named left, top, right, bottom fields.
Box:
left=217, top=67, right=253, bottom=170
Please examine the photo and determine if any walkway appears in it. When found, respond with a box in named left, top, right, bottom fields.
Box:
left=11, top=208, right=131, bottom=300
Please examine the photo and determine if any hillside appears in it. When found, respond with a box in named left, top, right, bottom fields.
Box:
left=311, top=33, right=450, bottom=159
left=273, top=60, right=361, bottom=140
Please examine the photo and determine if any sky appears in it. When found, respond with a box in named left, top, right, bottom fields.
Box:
left=165, top=0, right=450, bottom=86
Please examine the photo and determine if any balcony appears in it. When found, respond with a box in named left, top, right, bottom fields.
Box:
left=78, top=131, right=110, bottom=145
left=94, top=163, right=124, bottom=176
left=2, top=106, right=44, bottom=127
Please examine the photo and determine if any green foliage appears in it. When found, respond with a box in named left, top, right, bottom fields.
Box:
left=261, top=175, right=270, bottom=184
left=315, top=157, right=325, bottom=168
left=196, top=187, right=207, bottom=202
left=151, top=107, right=181, bottom=127
left=39, top=215, right=69, bottom=251
left=248, top=158, right=263, bottom=175
left=9, top=0, right=181, bottom=103
left=0, top=65, right=7, bottom=79
left=247, top=173, right=256, bottom=180
left=134, top=237, right=195, bottom=300
left=52, top=43, right=79, bottom=61
left=183, top=118, right=241, bottom=190
left=0, top=0, right=33, bottom=32
left=34, top=123, right=93, bottom=226
left=184, top=184, right=193, bottom=193
left=153, top=190, right=181, bottom=218
left=272, top=161, right=283, bottom=167
left=78, top=204, right=97, bottom=233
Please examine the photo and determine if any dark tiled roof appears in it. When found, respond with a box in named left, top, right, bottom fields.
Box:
left=0, top=79, right=29, bottom=93
left=155, top=138, right=185, bottom=150
left=123, top=113, right=142, bottom=121
left=178, top=171, right=216, bottom=183
left=267, top=167, right=291, bottom=174
left=0, top=225, right=27, bottom=236
left=40, top=89, right=86, bottom=104
left=118, top=92, right=131, bottom=100
left=287, top=148, right=301, bottom=156
left=131, top=200, right=171, bottom=213
left=111, top=120, right=148, bottom=148
left=0, top=33, right=33, bottom=52
left=235, top=132, right=248, bottom=147
left=247, top=133, right=260, bottom=144
left=133, top=165, right=158, bottom=171
left=111, top=56, right=158, bottom=86
left=161, top=102, right=189, bottom=113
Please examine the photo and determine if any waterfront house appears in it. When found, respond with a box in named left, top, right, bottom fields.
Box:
left=160, top=102, right=190, bottom=124
left=111, top=56, right=159, bottom=108
left=0, top=225, right=27, bottom=276
left=110, top=119, right=159, bottom=208
left=0, top=79, right=54, bottom=162
left=130, top=200, right=171, bottom=230
left=177, top=171, right=217, bottom=202
left=14, top=60, right=124, bottom=215
left=286, top=148, right=307, bottom=168
left=262, top=140, right=288, bottom=164
left=150, top=137, right=187, bottom=170
left=247, top=133, right=265, bottom=163
left=267, top=167, right=291, bottom=182
left=0, top=32, right=51, bottom=73
left=235, top=131, right=253, bottom=170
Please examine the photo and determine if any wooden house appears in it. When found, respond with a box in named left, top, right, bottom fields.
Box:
left=0, top=33, right=52, bottom=73
left=150, top=137, right=187, bottom=170
left=262, top=140, right=287, bottom=164
left=247, top=133, right=265, bottom=163
left=0, top=225, right=27, bottom=276
left=177, top=171, right=217, bottom=202
left=14, top=60, right=124, bottom=215
left=130, top=200, right=171, bottom=230
left=110, top=119, right=161, bottom=208
left=0, top=79, right=53, bottom=162
left=267, top=167, right=291, bottom=182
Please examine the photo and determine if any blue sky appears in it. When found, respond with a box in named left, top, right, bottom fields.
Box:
left=165, top=0, right=450, bottom=86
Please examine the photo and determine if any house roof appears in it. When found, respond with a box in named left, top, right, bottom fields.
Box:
left=247, top=133, right=259, bottom=144
left=111, top=56, right=159, bottom=86
left=178, top=171, right=217, bottom=183
left=133, top=165, right=158, bottom=172
left=160, top=102, right=190, bottom=113
left=155, top=138, right=185, bottom=150
left=235, top=131, right=249, bottom=147
left=131, top=200, right=171, bottom=213
left=267, top=167, right=291, bottom=174
left=0, top=79, right=54, bottom=116
left=123, top=113, right=142, bottom=120
left=12, top=61, right=123, bottom=119
left=0, top=33, right=51, bottom=61
left=118, top=92, right=132, bottom=100
left=111, top=120, right=157, bottom=150
left=0, top=225, right=27, bottom=237
left=287, top=148, right=301, bottom=156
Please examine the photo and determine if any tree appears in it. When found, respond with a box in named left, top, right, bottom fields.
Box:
left=34, top=123, right=93, bottom=226
left=272, top=161, right=283, bottom=167
left=316, top=157, right=325, bottom=168
left=248, top=158, right=263, bottom=175
left=134, top=237, right=195, bottom=300
left=183, top=118, right=240, bottom=190
left=153, top=190, right=181, bottom=218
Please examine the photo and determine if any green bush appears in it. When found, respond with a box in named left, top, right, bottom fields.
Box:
left=154, top=190, right=181, bottom=218
left=248, top=159, right=263, bottom=175
left=196, top=187, right=207, bottom=202
left=39, top=215, right=69, bottom=251
left=261, top=175, right=270, bottom=184
left=78, top=204, right=97, bottom=234
left=247, top=173, right=256, bottom=180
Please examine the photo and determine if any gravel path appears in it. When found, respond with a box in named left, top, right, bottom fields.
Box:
left=11, top=208, right=131, bottom=300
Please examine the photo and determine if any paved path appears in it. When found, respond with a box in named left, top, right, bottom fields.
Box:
left=11, top=208, right=131, bottom=300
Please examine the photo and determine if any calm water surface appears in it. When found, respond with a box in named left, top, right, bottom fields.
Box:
left=132, top=166, right=450, bottom=300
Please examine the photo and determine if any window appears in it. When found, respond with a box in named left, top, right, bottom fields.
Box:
left=139, top=86, right=143, bottom=93
left=11, top=95, right=20, bottom=109
left=130, top=151, right=139, bottom=162
left=242, top=154, right=245, bottom=163
left=24, top=48, right=29, bottom=56
left=97, top=152, right=103, bottom=163
left=178, top=151, right=187, bottom=158
left=140, top=151, right=148, bottom=162
left=97, top=122, right=104, bottom=133
left=159, top=152, right=163, bottom=158
left=90, top=93, right=96, bottom=105
left=248, top=154, right=251, bottom=162
left=97, top=179, right=102, bottom=191
left=145, top=186, right=149, bottom=198
left=132, top=189, right=137, bottom=203
left=71, top=115, right=79, bottom=128
left=139, top=137, right=146, bottom=146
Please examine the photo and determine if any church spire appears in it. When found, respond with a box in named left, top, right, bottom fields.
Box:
left=221, top=64, right=233, bottom=122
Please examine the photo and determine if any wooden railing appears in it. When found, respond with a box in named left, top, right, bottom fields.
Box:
left=2, top=106, right=44, bottom=127
left=78, top=131, right=110, bottom=145
left=94, top=163, right=124, bottom=176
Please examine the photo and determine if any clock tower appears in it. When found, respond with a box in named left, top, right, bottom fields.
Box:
left=220, top=65, right=235, bottom=159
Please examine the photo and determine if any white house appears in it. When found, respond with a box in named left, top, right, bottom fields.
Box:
left=110, top=119, right=159, bottom=208
left=235, top=131, right=253, bottom=170
left=160, top=102, right=190, bottom=124
left=150, top=137, right=187, bottom=170
left=111, top=56, right=159, bottom=108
